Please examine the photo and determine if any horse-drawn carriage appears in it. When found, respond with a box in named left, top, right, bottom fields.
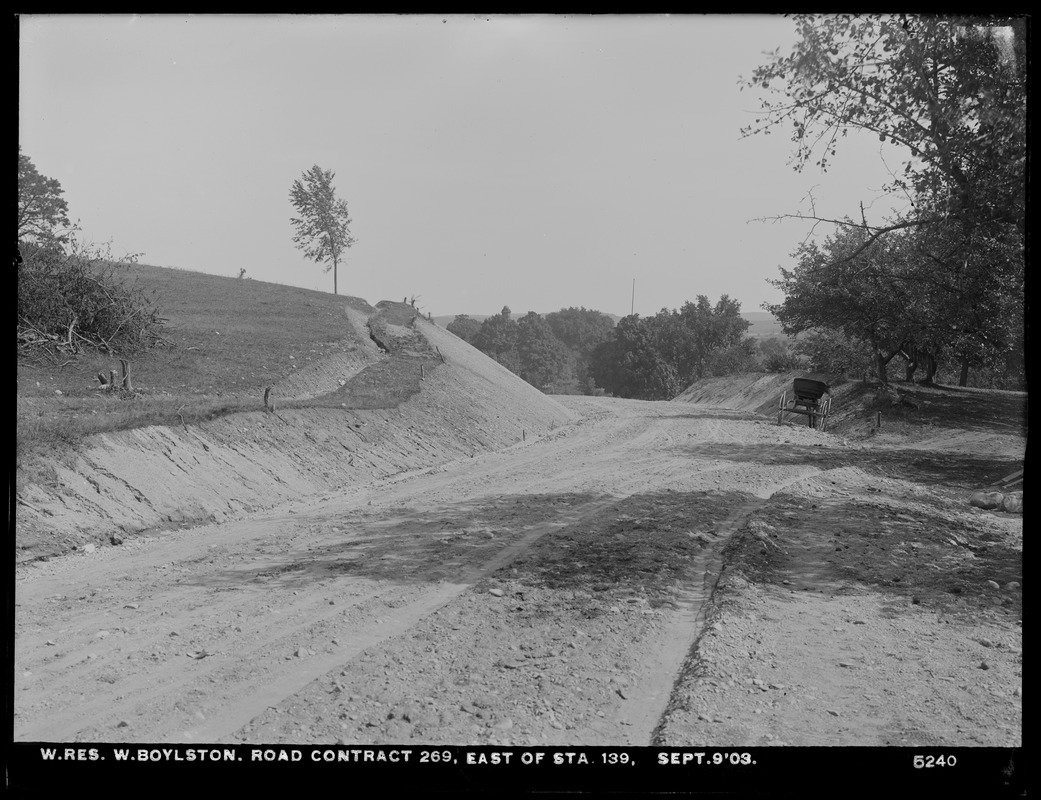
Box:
left=778, top=378, right=832, bottom=431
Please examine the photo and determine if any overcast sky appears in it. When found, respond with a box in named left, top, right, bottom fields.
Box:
left=19, top=14, right=909, bottom=319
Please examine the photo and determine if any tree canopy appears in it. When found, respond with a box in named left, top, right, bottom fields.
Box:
left=448, top=299, right=772, bottom=398
left=447, top=314, right=481, bottom=344
left=472, top=306, right=520, bottom=373
left=544, top=307, right=616, bottom=392
left=289, top=165, right=356, bottom=295
left=18, top=148, right=71, bottom=245
left=743, top=15, right=1025, bottom=231
left=590, top=296, right=752, bottom=400
left=517, top=311, right=571, bottom=391
left=590, top=315, right=680, bottom=401
left=745, top=15, right=1025, bottom=387
left=544, top=307, right=616, bottom=355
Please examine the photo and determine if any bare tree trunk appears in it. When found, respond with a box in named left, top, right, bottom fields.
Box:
left=120, top=359, right=133, bottom=392
left=959, top=356, right=970, bottom=387
left=66, top=313, right=79, bottom=354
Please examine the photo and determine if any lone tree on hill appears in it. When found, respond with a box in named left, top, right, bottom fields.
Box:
left=289, top=165, right=356, bottom=294
left=18, top=148, right=72, bottom=245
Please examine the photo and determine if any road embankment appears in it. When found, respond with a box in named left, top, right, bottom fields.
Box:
left=15, top=317, right=577, bottom=563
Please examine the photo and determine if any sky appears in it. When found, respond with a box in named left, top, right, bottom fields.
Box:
left=19, top=14, right=911, bottom=319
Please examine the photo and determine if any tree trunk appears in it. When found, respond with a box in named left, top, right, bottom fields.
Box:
left=873, top=350, right=888, bottom=384
left=922, top=353, right=938, bottom=384
left=903, top=358, right=917, bottom=383
left=959, top=356, right=970, bottom=387
left=898, top=342, right=919, bottom=382
left=333, top=256, right=338, bottom=295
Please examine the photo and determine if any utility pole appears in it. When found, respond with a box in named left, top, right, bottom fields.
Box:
left=631, top=278, right=635, bottom=316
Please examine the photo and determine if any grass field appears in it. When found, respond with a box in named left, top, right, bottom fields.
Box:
left=16, top=263, right=380, bottom=463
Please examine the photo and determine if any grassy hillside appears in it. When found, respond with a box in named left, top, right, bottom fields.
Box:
left=17, top=263, right=375, bottom=462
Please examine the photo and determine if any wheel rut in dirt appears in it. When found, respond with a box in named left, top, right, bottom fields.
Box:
left=587, top=496, right=768, bottom=745
left=653, top=460, right=1022, bottom=747
left=14, top=493, right=621, bottom=744
left=236, top=485, right=804, bottom=746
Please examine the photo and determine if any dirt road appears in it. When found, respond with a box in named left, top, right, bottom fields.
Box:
left=14, top=394, right=1022, bottom=748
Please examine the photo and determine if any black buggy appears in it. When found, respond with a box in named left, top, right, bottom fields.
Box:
left=778, top=378, right=832, bottom=431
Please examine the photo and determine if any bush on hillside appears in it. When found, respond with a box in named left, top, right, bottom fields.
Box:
left=17, top=240, right=166, bottom=361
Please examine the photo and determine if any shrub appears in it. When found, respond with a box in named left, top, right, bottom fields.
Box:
left=17, top=240, right=166, bottom=361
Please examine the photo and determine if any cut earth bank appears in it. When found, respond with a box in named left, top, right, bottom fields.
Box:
left=15, top=309, right=578, bottom=562
left=14, top=305, right=1024, bottom=752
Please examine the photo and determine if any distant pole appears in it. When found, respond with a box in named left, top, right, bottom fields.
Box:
left=631, top=278, right=635, bottom=316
